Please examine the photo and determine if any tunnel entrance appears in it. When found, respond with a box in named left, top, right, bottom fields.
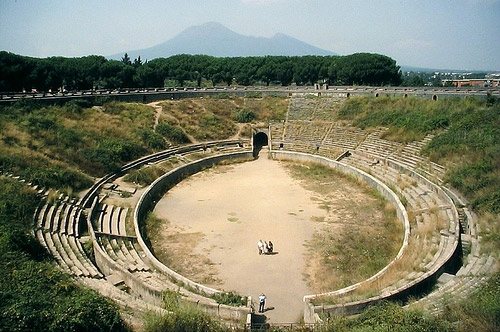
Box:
left=253, top=132, right=268, bottom=157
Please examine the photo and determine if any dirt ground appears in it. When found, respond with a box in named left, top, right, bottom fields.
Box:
left=152, top=154, right=390, bottom=323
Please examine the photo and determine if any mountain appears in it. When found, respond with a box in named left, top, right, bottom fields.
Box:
left=109, top=22, right=335, bottom=60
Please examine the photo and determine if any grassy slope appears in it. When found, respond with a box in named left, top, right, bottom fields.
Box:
left=0, top=177, right=127, bottom=332
left=337, top=95, right=500, bottom=214
left=335, top=95, right=500, bottom=332
left=159, top=96, right=287, bottom=141
left=0, top=96, right=287, bottom=331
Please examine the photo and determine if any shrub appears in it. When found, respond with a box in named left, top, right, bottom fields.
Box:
left=212, top=291, right=247, bottom=307
left=233, top=109, right=256, bottom=123
left=140, top=129, right=166, bottom=150
left=319, top=302, right=454, bottom=332
left=0, top=178, right=127, bottom=332
left=155, top=122, right=190, bottom=145
left=123, top=166, right=165, bottom=186
left=144, top=307, right=226, bottom=332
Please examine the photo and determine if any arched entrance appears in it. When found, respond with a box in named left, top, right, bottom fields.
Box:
left=253, top=132, right=268, bottom=157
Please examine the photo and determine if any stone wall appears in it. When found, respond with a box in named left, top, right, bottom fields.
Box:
left=80, top=144, right=252, bottom=321
left=133, top=151, right=255, bottom=320
left=271, top=151, right=460, bottom=322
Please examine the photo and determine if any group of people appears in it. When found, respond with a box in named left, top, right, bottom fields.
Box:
left=257, top=239, right=273, bottom=255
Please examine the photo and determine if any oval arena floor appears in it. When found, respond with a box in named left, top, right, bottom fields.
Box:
left=153, top=154, right=386, bottom=323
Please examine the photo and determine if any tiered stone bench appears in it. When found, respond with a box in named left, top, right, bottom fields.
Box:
left=267, top=114, right=467, bottom=321
left=407, top=191, right=498, bottom=314
left=76, top=140, right=253, bottom=322
left=285, top=149, right=459, bottom=320
left=34, top=195, right=103, bottom=279
left=284, top=120, right=332, bottom=145
left=322, top=124, right=367, bottom=150
left=287, top=97, right=343, bottom=121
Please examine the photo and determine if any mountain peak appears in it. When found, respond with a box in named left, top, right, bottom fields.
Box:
left=109, top=22, right=335, bottom=60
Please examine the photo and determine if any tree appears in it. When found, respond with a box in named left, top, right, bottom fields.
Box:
left=121, top=53, right=132, bottom=66
left=133, top=56, right=142, bottom=67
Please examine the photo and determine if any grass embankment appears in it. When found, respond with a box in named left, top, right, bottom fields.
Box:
left=332, top=95, right=500, bottom=331
left=0, top=99, right=188, bottom=191
left=285, top=163, right=403, bottom=293
left=0, top=177, right=127, bottom=331
left=159, top=96, right=287, bottom=141
left=337, top=95, right=500, bottom=215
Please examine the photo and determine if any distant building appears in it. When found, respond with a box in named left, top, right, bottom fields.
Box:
left=442, top=79, right=500, bottom=88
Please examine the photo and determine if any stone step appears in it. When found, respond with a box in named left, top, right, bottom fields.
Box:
left=60, top=234, right=92, bottom=277
left=68, top=235, right=103, bottom=278
left=119, top=208, right=128, bottom=236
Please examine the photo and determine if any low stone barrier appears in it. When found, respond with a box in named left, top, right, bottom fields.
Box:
left=269, top=150, right=411, bottom=323
left=133, top=151, right=254, bottom=320
left=76, top=142, right=252, bottom=321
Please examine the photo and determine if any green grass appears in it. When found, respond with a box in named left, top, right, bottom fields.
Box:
left=1, top=96, right=499, bottom=331
left=337, top=95, right=500, bottom=214
left=212, top=291, right=247, bottom=307
left=0, top=99, right=167, bottom=190
left=318, top=301, right=455, bottom=332
left=0, top=177, right=127, bottom=332
left=143, top=305, right=226, bottom=332
left=159, top=96, right=287, bottom=141
left=123, top=165, right=166, bottom=186
left=441, top=272, right=500, bottom=332
left=285, top=162, right=403, bottom=292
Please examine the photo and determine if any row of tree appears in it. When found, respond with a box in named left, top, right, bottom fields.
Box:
left=0, top=51, right=402, bottom=92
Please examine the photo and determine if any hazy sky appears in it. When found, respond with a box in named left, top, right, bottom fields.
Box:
left=1, top=0, right=499, bottom=71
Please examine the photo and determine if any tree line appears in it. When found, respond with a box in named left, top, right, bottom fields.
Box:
left=0, top=51, right=402, bottom=92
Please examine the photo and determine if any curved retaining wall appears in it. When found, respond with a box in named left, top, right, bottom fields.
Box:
left=87, top=195, right=164, bottom=306
left=81, top=142, right=251, bottom=321
left=269, top=151, right=411, bottom=322
left=81, top=140, right=248, bottom=209
left=133, top=150, right=254, bottom=320
left=280, top=151, right=460, bottom=322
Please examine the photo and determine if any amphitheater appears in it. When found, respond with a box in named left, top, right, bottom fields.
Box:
left=5, top=89, right=497, bottom=329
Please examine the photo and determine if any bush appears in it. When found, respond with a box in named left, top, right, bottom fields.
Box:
left=212, top=291, right=247, bottom=307
left=144, top=307, right=226, bottom=332
left=155, top=122, right=190, bottom=145
left=233, top=109, right=256, bottom=123
left=140, top=130, right=166, bottom=150
left=0, top=178, right=127, bottom=332
left=81, top=137, right=145, bottom=174
left=319, top=302, right=454, bottom=332
left=123, top=166, right=165, bottom=186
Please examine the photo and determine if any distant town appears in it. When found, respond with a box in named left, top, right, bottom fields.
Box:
left=402, top=70, right=500, bottom=87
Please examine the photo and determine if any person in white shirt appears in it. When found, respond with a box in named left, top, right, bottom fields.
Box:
left=258, top=293, right=266, bottom=313
left=258, top=240, right=264, bottom=255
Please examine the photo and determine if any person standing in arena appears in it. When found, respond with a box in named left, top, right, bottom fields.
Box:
left=258, top=293, right=266, bottom=313
left=258, top=239, right=264, bottom=255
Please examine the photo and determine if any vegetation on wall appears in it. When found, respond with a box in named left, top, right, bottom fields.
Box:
left=0, top=94, right=498, bottom=331
left=0, top=99, right=186, bottom=191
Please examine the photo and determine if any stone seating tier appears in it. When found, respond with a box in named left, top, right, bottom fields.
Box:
left=296, top=150, right=459, bottom=307
left=34, top=197, right=103, bottom=279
